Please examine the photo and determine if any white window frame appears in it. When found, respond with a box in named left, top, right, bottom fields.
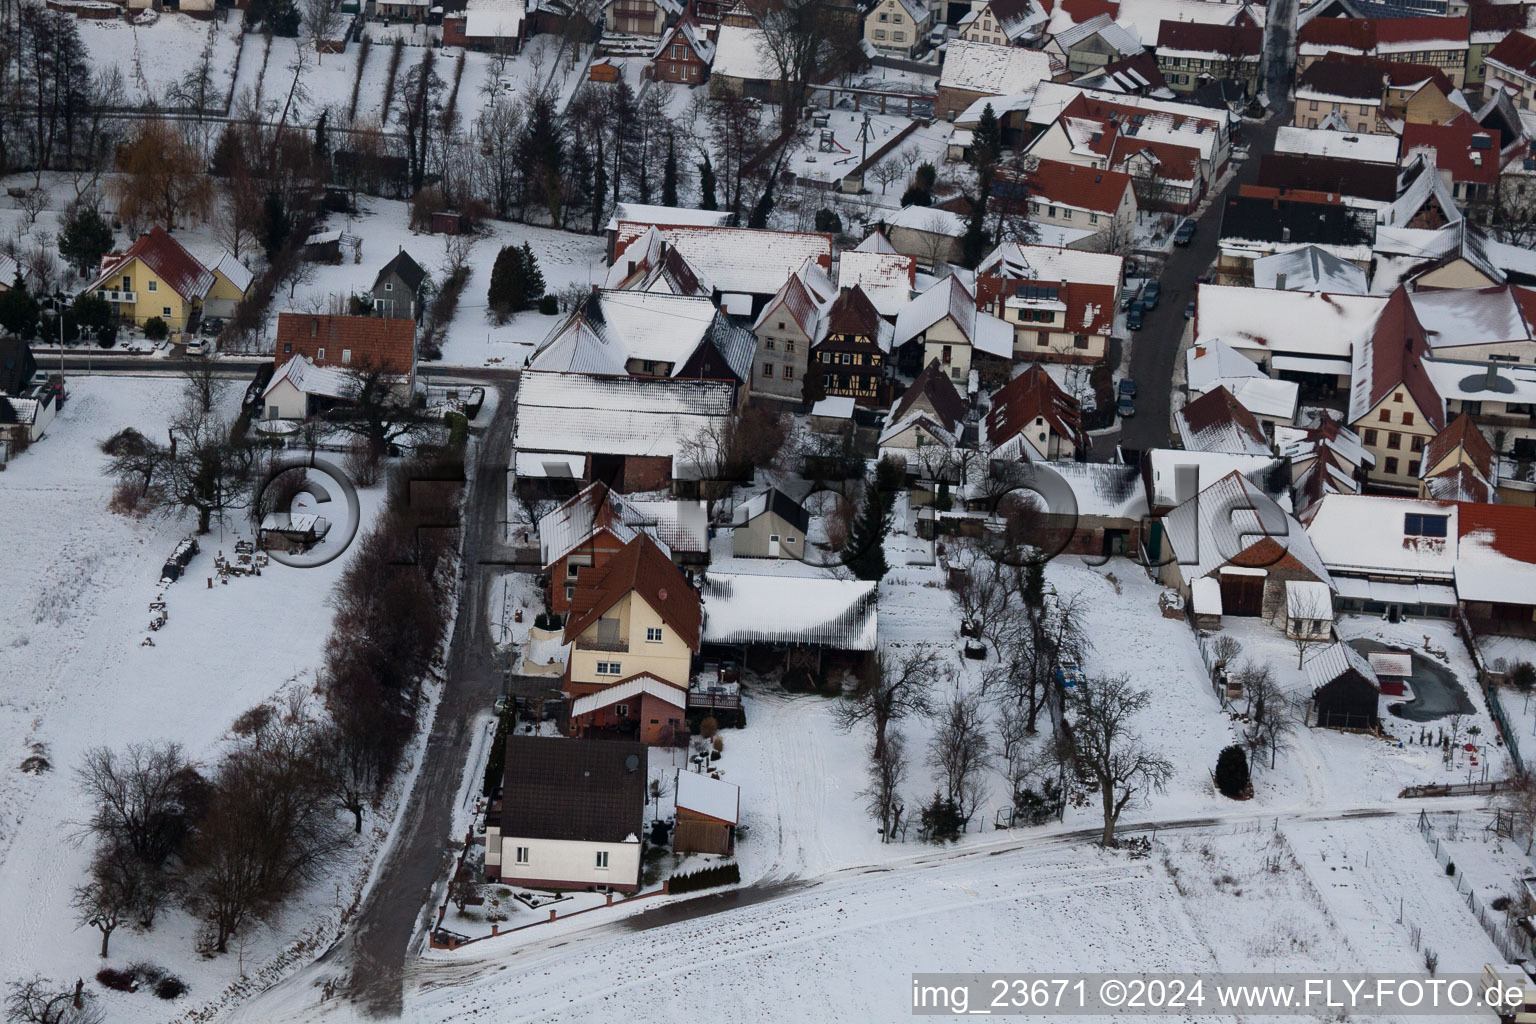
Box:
left=515, top=846, right=530, bottom=864
left=596, top=661, right=622, bottom=676
left=645, top=627, right=663, bottom=643
left=595, top=851, right=609, bottom=869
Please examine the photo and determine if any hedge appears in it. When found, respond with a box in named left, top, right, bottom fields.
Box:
left=667, top=861, right=740, bottom=894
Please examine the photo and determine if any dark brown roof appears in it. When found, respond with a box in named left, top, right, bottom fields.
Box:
left=1298, top=59, right=1386, bottom=101
left=1321, top=50, right=1454, bottom=95
left=563, top=534, right=702, bottom=649
left=499, top=736, right=646, bottom=844
left=1156, top=20, right=1262, bottom=56
left=0, top=339, right=37, bottom=395
left=985, top=363, right=1083, bottom=451
left=274, top=313, right=417, bottom=375
left=1421, top=412, right=1494, bottom=479
left=1257, top=153, right=1398, bottom=202
left=891, top=360, right=968, bottom=432
left=1488, top=28, right=1536, bottom=75
left=1178, top=385, right=1268, bottom=453
left=825, top=285, right=884, bottom=339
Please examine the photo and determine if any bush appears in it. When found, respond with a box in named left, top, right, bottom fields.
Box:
left=444, top=411, right=469, bottom=447
left=814, top=208, right=842, bottom=233
left=899, top=185, right=931, bottom=208
left=699, top=716, right=718, bottom=739
left=97, top=968, right=136, bottom=992
left=142, top=316, right=168, bottom=341
left=667, top=861, right=741, bottom=894
left=920, top=791, right=965, bottom=842
left=537, top=294, right=558, bottom=316
left=155, top=976, right=188, bottom=1000
left=1215, top=744, right=1250, bottom=799
left=1511, top=661, right=1536, bottom=693
left=1445, top=860, right=1456, bottom=876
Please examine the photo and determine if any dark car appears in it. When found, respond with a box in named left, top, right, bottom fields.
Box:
left=1174, top=220, right=1196, bottom=245
left=200, top=317, right=224, bottom=337
left=1141, top=282, right=1161, bottom=309
left=1184, top=300, right=1196, bottom=319
left=1117, top=395, right=1136, bottom=418
left=1126, top=302, right=1145, bottom=330
left=1118, top=377, right=1137, bottom=397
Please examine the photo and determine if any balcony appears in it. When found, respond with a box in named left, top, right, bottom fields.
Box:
left=575, top=635, right=629, bottom=653
left=98, top=289, right=137, bottom=304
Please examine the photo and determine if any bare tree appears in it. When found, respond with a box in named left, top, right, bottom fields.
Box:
left=17, top=188, right=47, bottom=227
left=109, top=119, right=213, bottom=232
left=4, top=978, right=103, bottom=1024
left=861, top=730, right=908, bottom=841
left=833, top=649, right=941, bottom=760
left=1286, top=587, right=1330, bottom=668
left=73, top=741, right=201, bottom=868
left=949, top=545, right=1022, bottom=657
left=1061, top=675, right=1174, bottom=846
left=754, top=0, right=862, bottom=131
left=927, top=691, right=992, bottom=828
left=181, top=359, right=229, bottom=416
left=1096, top=212, right=1136, bottom=256
left=70, top=843, right=154, bottom=957
left=302, top=0, right=344, bottom=60
left=330, top=361, right=430, bottom=454
left=870, top=159, right=903, bottom=196
left=1501, top=775, right=1536, bottom=855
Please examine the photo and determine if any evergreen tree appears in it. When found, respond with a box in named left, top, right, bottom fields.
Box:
left=748, top=181, right=774, bottom=229
left=936, top=479, right=953, bottom=512
left=59, top=206, right=114, bottom=276
left=919, top=791, right=964, bottom=842
left=915, top=162, right=937, bottom=192
left=592, top=141, right=610, bottom=235
left=899, top=185, right=932, bottom=207
left=662, top=137, right=679, bottom=208
left=698, top=155, right=718, bottom=211
left=842, top=478, right=891, bottom=581
left=0, top=280, right=39, bottom=340
left=487, top=244, right=546, bottom=321
left=261, top=190, right=290, bottom=262
left=1215, top=744, right=1250, bottom=799
left=961, top=185, right=991, bottom=269
left=314, top=109, right=329, bottom=159
left=520, top=242, right=546, bottom=302
left=971, top=103, right=1001, bottom=171
left=567, top=135, right=595, bottom=233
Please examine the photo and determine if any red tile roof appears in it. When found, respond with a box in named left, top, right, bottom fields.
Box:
left=562, top=533, right=702, bottom=650
left=1299, top=17, right=1378, bottom=51
left=1108, top=135, right=1199, bottom=183
left=976, top=274, right=1118, bottom=338
left=1156, top=20, right=1262, bottom=56
left=825, top=285, right=884, bottom=339
left=1374, top=15, right=1468, bottom=44
left=1024, top=158, right=1134, bottom=215
left=273, top=313, right=417, bottom=375
left=1361, top=287, right=1445, bottom=432
left=985, top=363, right=1083, bottom=452
left=93, top=227, right=215, bottom=303
left=1401, top=117, right=1502, bottom=185
left=1421, top=412, right=1494, bottom=479
left=1178, top=385, right=1269, bottom=453
left=1457, top=503, right=1536, bottom=562
left=1052, top=0, right=1118, bottom=24
left=1488, top=29, right=1536, bottom=76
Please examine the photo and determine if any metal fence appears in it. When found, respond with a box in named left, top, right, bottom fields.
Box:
left=1417, top=810, right=1529, bottom=964
left=1485, top=683, right=1525, bottom=776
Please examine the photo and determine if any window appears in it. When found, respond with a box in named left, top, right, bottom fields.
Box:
left=874, top=27, right=886, bottom=37
left=122, top=276, right=131, bottom=291
left=614, top=704, right=629, bottom=717
left=1387, top=432, right=1401, bottom=450
left=567, top=562, right=581, bottom=579
left=1462, top=399, right=1483, bottom=414
left=1364, top=428, right=1377, bottom=445
left=783, top=366, right=794, bottom=380
left=1410, top=436, right=1425, bottom=453
left=1038, top=331, right=1050, bottom=346
left=565, top=586, right=575, bottom=600
left=878, top=10, right=887, bottom=19
left=596, top=661, right=622, bottom=675
left=645, top=627, right=663, bottom=643
left=1378, top=409, right=1390, bottom=422
left=515, top=847, right=529, bottom=865
left=1392, top=393, right=1403, bottom=403
left=777, top=321, right=785, bottom=330
left=148, top=280, right=158, bottom=292
left=342, top=349, right=352, bottom=365
left=786, top=537, right=797, bottom=544
left=765, top=338, right=776, bottom=350
left=1308, top=100, right=1319, bottom=111
left=785, top=340, right=795, bottom=353
left=1074, top=334, right=1089, bottom=349
left=894, top=30, right=904, bottom=39
left=162, top=307, right=172, bottom=318
left=1090, top=213, right=1099, bottom=224
left=1385, top=456, right=1399, bottom=475
left=595, top=851, right=609, bottom=869
left=1402, top=411, right=1414, bottom=426
left=762, top=362, right=774, bottom=378
left=385, top=281, right=393, bottom=291
left=1409, top=460, right=1421, bottom=477
left=1404, top=513, right=1448, bottom=538
left=317, top=347, right=326, bottom=360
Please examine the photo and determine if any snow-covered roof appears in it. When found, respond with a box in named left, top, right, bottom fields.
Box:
left=570, top=674, right=685, bottom=718
left=529, top=290, right=755, bottom=382
left=0, top=252, right=20, bottom=289
left=463, top=0, right=526, bottom=39
left=1054, top=12, right=1142, bottom=54
left=1380, top=160, right=1462, bottom=229
left=1112, top=0, right=1250, bottom=46
left=1252, top=246, right=1368, bottom=294
left=1185, top=339, right=1264, bottom=392
left=1216, top=376, right=1299, bottom=422
left=1145, top=449, right=1279, bottom=509
left=854, top=230, right=898, bottom=254
left=811, top=396, right=856, bottom=419
left=978, top=241, right=1123, bottom=286
left=513, top=371, right=736, bottom=460
left=1195, top=283, right=1386, bottom=360
left=886, top=204, right=968, bottom=236
left=612, top=224, right=831, bottom=298
left=675, top=771, right=739, bottom=824
left=1163, top=470, right=1332, bottom=586
left=628, top=498, right=709, bottom=555
left=1407, top=286, right=1535, bottom=353
left=1456, top=508, right=1536, bottom=606
left=604, top=203, right=732, bottom=233
left=537, top=482, right=674, bottom=568
left=1191, top=575, right=1222, bottom=615
left=1305, top=641, right=1378, bottom=690
left=1286, top=578, right=1334, bottom=618
left=893, top=275, right=1012, bottom=358
left=213, top=251, right=253, bottom=294
left=261, top=353, right=351, bottom=401
left=1274, top=126, right=1399, bottom=165
left=514, top=451, right=586, bottom=479
left=1039, top=459, right=1148, bottom=519
left=957, top=91, right=1038, bottom=127
left=1303, top=494, right=1459, bottom=580
left=700, top=573, right=878, bottom=650
left=1421, top=357, right=1536, bottom=406
left=837, top=249, right=915, bottom=317
left=1175, top=387, right=1272, bottom=456
left=710, top=23, right=779, bottom=82
left=940, top=37, right=1055, bottom=96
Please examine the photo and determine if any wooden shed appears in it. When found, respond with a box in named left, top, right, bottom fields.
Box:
left=431, top=211, right=469, bottom=235
left=1305, top=642, right=1381, bottom=731
left=673, top=770, right=739, bottom=855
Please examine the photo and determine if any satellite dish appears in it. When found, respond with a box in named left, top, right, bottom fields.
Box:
left=657, top=587, right=668, bottom=601
left=625, top=754, right=640, bottom=773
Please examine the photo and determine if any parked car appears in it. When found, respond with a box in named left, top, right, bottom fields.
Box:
left=185, top=337, right=209, bottom=357
left=1126, top=302, right=1145, bottom=330
left=1184, top=300, right=1196, bottom=319
left=1120, top=284, right=1143, bottom=312
left=1118, top=378, right=1137, bottom=398
left=1174, top=220, right=1196, bottom=246
left=200, top=317, right=224, bottom=337
left=1117, top=394, right=1136, bottom=418
left=1124, top=257, right=1141, bottom=277
left=1141, top=282, right=1161, bottom=309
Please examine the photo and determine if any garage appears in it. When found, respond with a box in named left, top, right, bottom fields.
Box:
left=1218, top=567, right=1266, bottom=616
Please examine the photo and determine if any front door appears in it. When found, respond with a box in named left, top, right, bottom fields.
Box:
left=769, top=533, right=781, bottom=557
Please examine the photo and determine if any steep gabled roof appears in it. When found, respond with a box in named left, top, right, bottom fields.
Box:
left=562, top=534, right=702, bottom=650
left=753, top=269, right=825, bottom=340
left=1421, top=412, right=1494, bottom=477
left=372, top=249, right=427, bottom=293
left=1487, top=28, right=1536, bottom=77
left=1346, top=287, right=1445, bottom=431
left=538, top=481, right=672, bottom=569
left=1024, top=158, right=1135, bottom=215
left=1164, top=470, right=1333, bottom=585
left=889, top=359, right=969, bottom=432
left=731, top=487, right=811, bottom=532
left=825, top=285, right=887, bottom=340
left=1176, top=385, right=1272, bottom=455
left=91, top=227, right=215, bottom=302
left=984, top=363, right=1084, bottom=454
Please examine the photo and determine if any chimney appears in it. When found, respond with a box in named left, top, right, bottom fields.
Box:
left=1276, top=271, right=1287, bottom=290
left=1487, top=360, right=1500, bottom=390
left=1281, top=226, right=1292, bottom=243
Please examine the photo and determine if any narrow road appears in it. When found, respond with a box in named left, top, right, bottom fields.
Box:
left=341, top=378, right=518, bottom=1016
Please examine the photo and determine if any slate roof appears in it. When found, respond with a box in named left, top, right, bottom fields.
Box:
left=889, top=359, right=969, bottom=432
left=91, top=227, right=215, bottom=302
left=499, top=736, right=645, bottom=844
left=372, top=249, right=427, bottom=293
left=731, top=487, right=811, bottom=533
left=563, top=533, right=702, bottom=649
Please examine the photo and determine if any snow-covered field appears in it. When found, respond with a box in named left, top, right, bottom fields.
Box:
left=0, top=376, right=389, bottom=1022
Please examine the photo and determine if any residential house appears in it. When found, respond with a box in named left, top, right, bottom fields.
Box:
left=652, top=18, right=716, bottom=84
left=879, top=359, right=970, bottom=453
left=812, top=286, right=894, bottom=405
left=607, top=223, right=833, bottom=317
left=999, top=157, right=1139, bottom=240
left=1154, top=21, right=1263, bottom=93
left=1214, top=185, right=1377, bottom=284
left=1421, top=357, right=1536, bottom=465
left=673, top=771, right=739, bottom=855
left=730, top=487, right=811, bottom=558
left=0, top=252, right=22, bottom=293
left=699, top=572, right=877, bottom=684
left=1110, top=0, right=1263, bottom=49
left=1046, top=13, right=1143, bottom=75
left=512, top=371, right=737, bottom=493
left=483, top=736, right=645, bottom=890
left=1272, top=124, right=1400, bottom=164
left=205, top=253, right=252, bottom=320
left=441, top=0, right=527, bottom=50
left=1072, top=51, right=1175, bottom=97
left=604, top=0, right=672, bottom=35
left=1485, top=28, right=1536, bottom=109
left=864, top=0, right=933, bottom=56
left=1276, top=415, right=1374, bottom=513
left=1373, top=219, right=1536, bottom=293
left=1456, top=503, right=1536, bottom=632
left=984, top=363, right=1087, bottom=460
left=1400, top=116, right=1501, bottom=206
left=751, top=259, right=834, bottom=401
left=1345, top=288, right=1446, bottom=491
left=602, top=203, right=732, bottom=261
left=1418, top=413, right=1498, bottom=502
left=974, top=242, right=1123, bottom=363
left=258, top=355, right=355, bottom=421
left=936, top=37, right=1058, bottom=119
left=1294, top=60, right=1388, bottom=131
left=371, top=249, right=428, bottom=320
left=1193, top=283, right=1386, bottom=392
left=1255, top=153, right=1399, bottom=206
left=1469, top=4, right=1536, bottom=91
left=1296, top=15, right=1471, bottom=88
left=1157, top=469, right=1334, bottom=621
left=1300, top=493, right=1463, bottom=619
left=0, top=340, right=58, bottom=459
left=528, top=289, right=757, bottom=390
left=562, top=533, right=701, bottom=741
left=89, top=227, right=250, bottom=334
left=1251, top=245, right=1369, bottom=293
left=274, top=312, right=417, bottom=386
left=1141, top=448, right=1282, bottom=518
left=1175, top=385, right=1274, bottom=455
left=892, top=275, right=1014, bottom=386
left=884, top=205, right=969, bottom=268
left=837, top=240, right=916, bottom=319
left=1319, top=51, right=1462, bottom=126
left=708, top=24, right=784, bottom=99
left=959, top=0, right=1048, bottom=47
